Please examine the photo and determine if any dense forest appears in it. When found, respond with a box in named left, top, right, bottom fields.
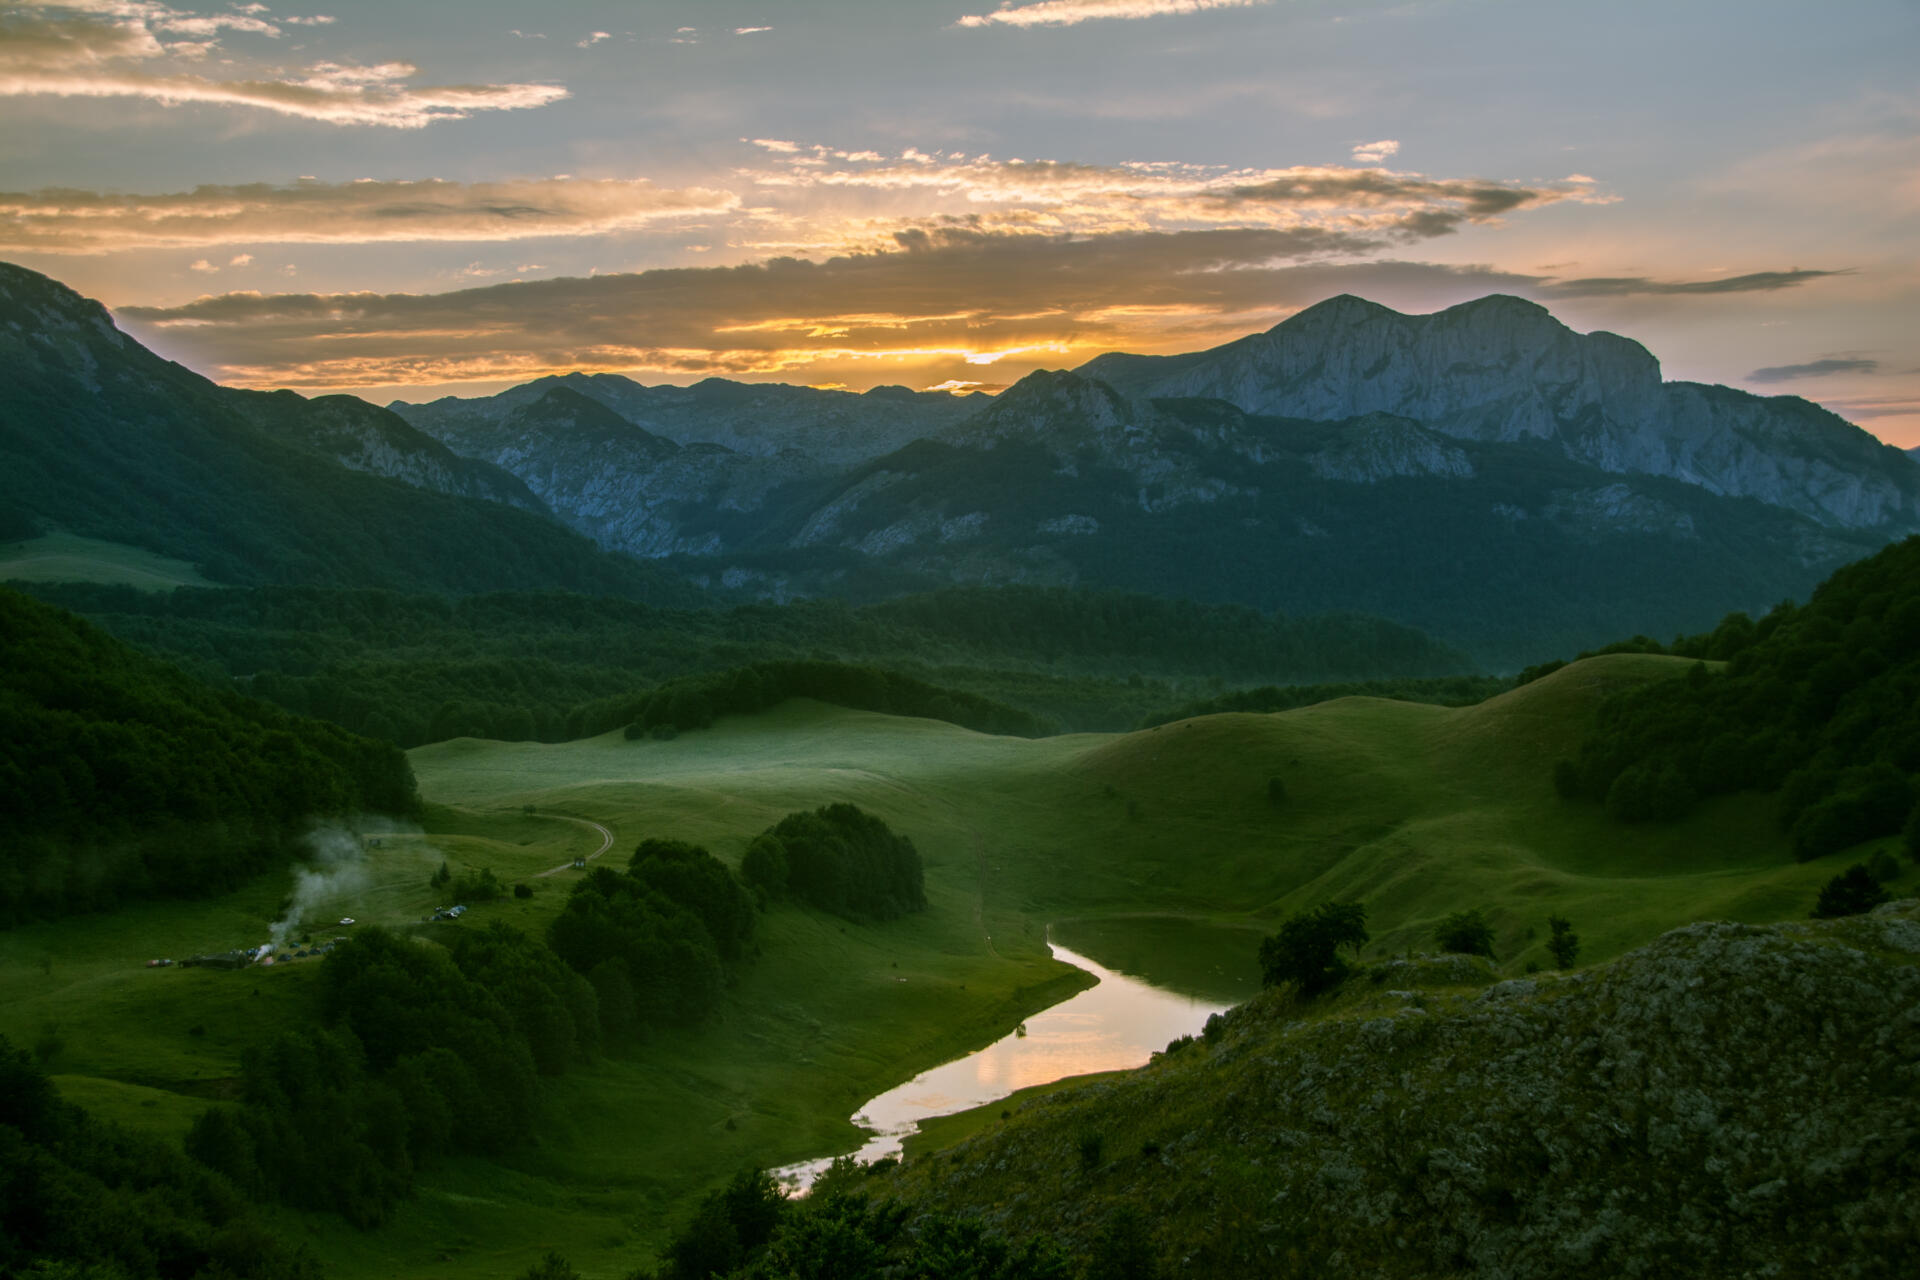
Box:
left=1554, top=535, right=1920, bottom=860
left=0, top=1034, right=321, bottom=1279
left=0, top=589, right=418, bottom=924
left=15, top=581, right=1476, bottom=741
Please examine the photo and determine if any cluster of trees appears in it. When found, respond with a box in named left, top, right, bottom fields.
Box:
left=186, top=925, right=592, bottom=1227
left=1140, top=675, right=1505, bottom=728
left=619, top=660, right=1053, bottom=738
left=1550, top=535, right=1920, bottom=863
left=0, top=589, right=419, bottom=923
left=546, top=840, right=756, bottom=1036
left=1, top=1034, right=321, bottom=1279
left=634, top=1164, right=1074, bottom=1280
left=742, top=804, right=927, bottom=922
left=189, top=835, right=766, bottom=1229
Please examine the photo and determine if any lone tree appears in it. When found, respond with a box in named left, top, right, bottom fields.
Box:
left=1259, top=900, right=1368, bottom=996
left=1812, top=864, right=1889, bottom=919
left=1434, top=908, right=1494, bottom=958
left=1547, top=915, right=1580, bottom=968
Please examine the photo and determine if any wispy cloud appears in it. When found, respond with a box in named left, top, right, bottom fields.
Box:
left=576, top=30, right=610, bottom=48
left=114, top=229, right=1539, bottom=391
left=0, top=176, right=739, bottom=253
left=739, top=142, right=1601, bottom=252
left=1351, top=139, right=1399, bottom=165
left=734, top=26, right=772, bottom=35
left=957, top=0, right=1269, bottom=29
left=0, top=5, right=567, bottom=126
left=1749, top=357, right=1879, bottom=384
left=1539, top=269, right=1850, bottom=299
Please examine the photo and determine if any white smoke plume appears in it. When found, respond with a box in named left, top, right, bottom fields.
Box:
left=270, top=823, right=372, bottom=947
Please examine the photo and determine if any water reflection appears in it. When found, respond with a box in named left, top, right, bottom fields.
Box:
left=772, top=933, right=1238, bottom=1190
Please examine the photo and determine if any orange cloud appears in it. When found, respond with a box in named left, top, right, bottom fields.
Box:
left=0, top=177, right=738, bottom=253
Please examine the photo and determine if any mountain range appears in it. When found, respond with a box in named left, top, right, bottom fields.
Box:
left=4, top=260, right=1915, bottom=667
left=386, top=292, right=1914, bottom=664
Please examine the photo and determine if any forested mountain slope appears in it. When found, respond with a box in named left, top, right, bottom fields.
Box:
left=0, top=587, right=418, bottom=923
left=0, top=263, right=693, bottom=602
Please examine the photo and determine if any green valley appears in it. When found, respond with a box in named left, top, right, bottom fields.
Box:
left=7, top=645, right=1905, bottom=1277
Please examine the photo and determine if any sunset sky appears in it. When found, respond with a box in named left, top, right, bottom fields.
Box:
left=3, top=0, right=1915, bottom=442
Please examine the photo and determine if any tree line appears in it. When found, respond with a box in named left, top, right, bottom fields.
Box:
left=16, top=579, right=1482, bottom=744
left=617, top=661, right=1053, bottom=739
left=1549, top=534, right=1920, bottom=863
left=0, top=588, right=419, bottom=924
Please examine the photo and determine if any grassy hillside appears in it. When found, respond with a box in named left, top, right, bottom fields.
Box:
left=880, top=905, right=1920, bottom=1277
left=6, top=656, right=1900, bottom=1278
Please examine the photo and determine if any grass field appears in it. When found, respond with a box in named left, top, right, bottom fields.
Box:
left=4, top=653, right=1905, bottom=1279
left=0, top=530, right=217, bottom=590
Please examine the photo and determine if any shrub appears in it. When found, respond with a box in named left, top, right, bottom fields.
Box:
left=1867, top=849, right=1902, bottom=885
left=1259, top=900, right=1368, bottom=996
left=513, top=882, right=534, bottom=899
left=1547, top=915, right=1580, bottom=969
left=1434, top=908, right=1495, bottom=958
left=451, top=866, right=505, bottom=902
left=1812, top=864, right=1889, bottom=919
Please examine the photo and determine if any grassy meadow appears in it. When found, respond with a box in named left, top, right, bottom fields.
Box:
left=0, top=531, right=217, bottom=591
left=4, top=652, right=1903, bottom=1278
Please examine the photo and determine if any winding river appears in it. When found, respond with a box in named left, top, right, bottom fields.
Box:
left=773, top=917, right=1262, bottom=1190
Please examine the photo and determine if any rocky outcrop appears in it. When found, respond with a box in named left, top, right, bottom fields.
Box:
left=227, top=391, right=550, bottom=514
left=404, top=385, right=817, bottom=557
left=1080, top=294, right=1920, bottom=530
left=1302, top=412, right=1475, bottom=484
left=891, top=904, right=1920, bottom=1277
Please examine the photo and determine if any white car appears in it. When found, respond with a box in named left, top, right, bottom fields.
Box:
left=339, top=917, right=356, bottom=926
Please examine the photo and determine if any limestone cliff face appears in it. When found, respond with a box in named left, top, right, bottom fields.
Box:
left=401, top=385, right=817, bottom=557
left=228, top=391, right=550, bottom=514
left=1080, top=295, right=1920, bottom=530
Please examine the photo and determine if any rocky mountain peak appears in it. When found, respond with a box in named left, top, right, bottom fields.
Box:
left=1072, top=292, right=1913, bottom=530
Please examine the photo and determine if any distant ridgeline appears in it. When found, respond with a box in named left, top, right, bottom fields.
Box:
left=1550, top=534, right=1920, bottom=860
left=1137, top=674, right=1509, bottom=728
left=0, top=588, right=418, bottom=923
left=17, top=582, right=1474, bottom=743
